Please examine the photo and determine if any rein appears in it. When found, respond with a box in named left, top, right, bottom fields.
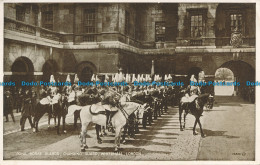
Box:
left=119, top=104, right=140, bottom=122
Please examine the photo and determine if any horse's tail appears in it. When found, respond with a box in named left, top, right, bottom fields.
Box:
left=67, top=105, right=83, bottom=117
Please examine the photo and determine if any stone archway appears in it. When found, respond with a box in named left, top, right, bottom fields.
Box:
left=76, top=61, right=97, bottom=82
left=214, top=68, right=235, bottom=96
left=11, top=56, right=34, bottom=86
left=42, top=60, right=58, bottom=82
left=215, top=60, right=255, bottom=97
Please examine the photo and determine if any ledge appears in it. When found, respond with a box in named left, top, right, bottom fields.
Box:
left=4, top=30, right=255, bottom=55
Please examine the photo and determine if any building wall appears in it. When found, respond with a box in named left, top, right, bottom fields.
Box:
left=175, top=52, right=255, bottom=75
left=3, top=3, right=256, bottom=83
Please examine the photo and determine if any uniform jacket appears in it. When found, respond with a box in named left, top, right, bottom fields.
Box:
left=4, top=95, right=13, bottom=115
left=22, top=94, right=32, bottom=117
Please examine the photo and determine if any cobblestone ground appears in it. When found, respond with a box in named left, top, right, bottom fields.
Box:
left=3, top=96, right=255, bottom=160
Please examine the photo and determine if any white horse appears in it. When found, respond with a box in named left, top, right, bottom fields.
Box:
left=67, top=96, right=146, bottom=152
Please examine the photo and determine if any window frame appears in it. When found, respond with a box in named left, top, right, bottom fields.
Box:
left=125, top=10, right=130, bottom=36
left=187, top=8, right=207, bottom=39
left=229, top=12, right=244, bottom=34
left=42, top=4, right=54, bottom=31
left=16, top=5, right=26, bottom=22
left=83, top=8, right=96, bottom=34
left=155, top=21, right=166, bottom=42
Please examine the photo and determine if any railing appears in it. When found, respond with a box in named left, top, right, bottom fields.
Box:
left=83, top=34, right=97, bottom=42
left=39, top=27, right=60, bottom=41
left=4, top=17, right=36, bottom=35
left=216, top=37, right=255, bottom=47
left=190, top=39, right=202, bottom=46
left=74, top=34, right=98, bottom=44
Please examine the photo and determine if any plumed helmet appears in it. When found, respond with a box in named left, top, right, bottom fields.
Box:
left=74, top=74, right=79, bottom=84
left=104, top=74, right=109, bottom=82
left=95, top=75, right=100, bottom=82
left=66, top=74, right=71, bottom=82
left=91, top=74, right=96, bottom=82
left=50, top=75, right=55, bottom=83
left=132, top=74, right=136, bottom=83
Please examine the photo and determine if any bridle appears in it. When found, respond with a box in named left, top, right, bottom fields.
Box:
left=119, top=103, right=141, bottom=122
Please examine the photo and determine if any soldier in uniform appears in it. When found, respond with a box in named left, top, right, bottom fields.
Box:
left=4, top=89, right=15, bottom=122
left=31, top=87, right=37, bottom=117
left=16, top=87, right=23, bottom=113
left=20, top=89, right=33, bottom=131
left=101, top=88, right=119, bottom=131
left=39, top=85, right=47, bottom=100
left=189, top=74, right=200, bottom=96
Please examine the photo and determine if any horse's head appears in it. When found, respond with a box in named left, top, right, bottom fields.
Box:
left=197, top=93, right=210, bottom=109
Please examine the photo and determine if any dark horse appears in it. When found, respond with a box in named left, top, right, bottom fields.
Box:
left=179, top=93, right=209, bottom=137
left=33, top=94, right=68, bottom=135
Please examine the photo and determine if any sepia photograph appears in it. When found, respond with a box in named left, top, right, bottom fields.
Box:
left=1, top=1, right=258, bottom=162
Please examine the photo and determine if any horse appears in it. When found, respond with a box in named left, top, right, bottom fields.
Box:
left=68, top=101, right=145, bottom=152
left=33, top=93, right=67, bottom=135
left=178, top=93, right=210, bottom=137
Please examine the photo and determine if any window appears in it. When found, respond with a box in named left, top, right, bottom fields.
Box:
left=42, top=5, right=53, bottom=30
left=125, top=11, right=130, bottom=35
left=155, top=22, right=165, bottom=42
left=190, top=14, right=205, bottom=38
left=83, top=9, right=96, bottom=33
left=230, top=14, right=243, bottom=33
left=16, top=5, right=25, bottom=22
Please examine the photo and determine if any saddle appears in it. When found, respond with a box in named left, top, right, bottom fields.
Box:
left=40, top=97, right=50, bottom=105
left=89, top=104, right=106, bottom=115
left=181, top=94, right=198, bottom=103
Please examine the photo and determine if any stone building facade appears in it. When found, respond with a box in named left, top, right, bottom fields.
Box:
left=4, top=3, right=255, bottom=86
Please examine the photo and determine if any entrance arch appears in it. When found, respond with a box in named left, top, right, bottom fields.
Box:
left=42, top=60, right=58, bottom=82
left=11, top=56, right=34, bottom=86
left=214, top=68, right=235, bottom=96
left=76, top=61, right=97, bottom=82
left=215, top=60, right=255, bottom=98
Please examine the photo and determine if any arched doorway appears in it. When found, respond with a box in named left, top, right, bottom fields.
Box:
left=214, top=68, right=235, bottom=96
left=42, top=60, right=58, bottom=82
left=76, top=61, right=97, bottom=82
left=215, top=60, right=255, bottom=99
left=81, top=67, right=94, bottom=82
left=11, top=56, right=34, bottom=86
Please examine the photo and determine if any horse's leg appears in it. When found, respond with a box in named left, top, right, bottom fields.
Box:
left=63, top=115, right=67, bottom=133
left=114, top=126, right=122, bottom=152
left=33, top=117, right=37, bottom=133
left=48, top=114, right=51, bottom=129
left=179, top=106, right=183, bottom=131
left=54, top=116, right=57, bottom=126
left=57, top=115, right=61, bottom=135
left=193, top=118, right=198, bottom=135
left=117, top=127, right=123, bottom=148
left=80, top=122, right=89, bottom=152
left=95, top=124, right=102, bottom=144
left=122, top=125, right=127, bottom=144
left=36, top=121, right=39, bottom=132
left=197, top=118, right=205, bottom=137
left=183, top=112, right=188, bottom=129
left=74, top=111, right=79, bottom=130
left=102, top=126, right=107, bottom=136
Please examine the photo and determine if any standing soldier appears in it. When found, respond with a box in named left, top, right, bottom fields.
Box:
left=16, top=87, right=23, bottom=113
left=31, top=87, right=37, bottom=117
left=39, top=85, right=47, bottom=100
left=4, top=89, right=15, bottom=122
left=20, top=89, right=33, bottom=131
